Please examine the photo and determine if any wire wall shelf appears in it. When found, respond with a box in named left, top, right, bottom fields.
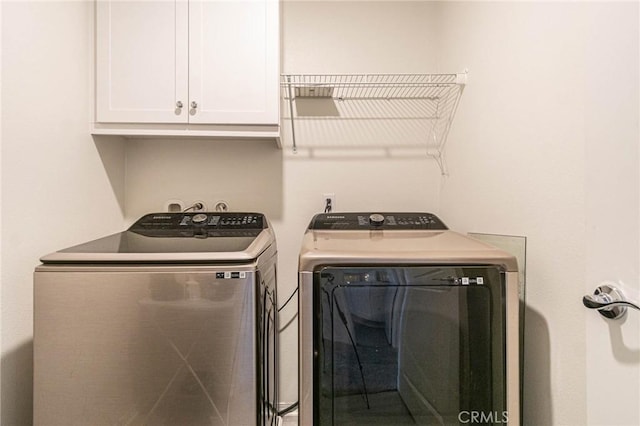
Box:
left=281, top=73, right=467, bottom=174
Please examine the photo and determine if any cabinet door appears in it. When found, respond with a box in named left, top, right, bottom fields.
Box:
left=96, top=0, right=189, bottom=123
left=188, top=0, right=279, bottom=125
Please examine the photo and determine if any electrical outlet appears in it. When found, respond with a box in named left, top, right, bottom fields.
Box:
left=322, top=193, right=335, bottom=213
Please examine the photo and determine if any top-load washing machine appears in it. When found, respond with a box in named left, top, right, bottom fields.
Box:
left=298, top=213, right=519, bottom=426
left=34, top=212, right=278, bottom=426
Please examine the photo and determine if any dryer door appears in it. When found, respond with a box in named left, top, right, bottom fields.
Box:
left=313, top=266, right=510, bottom=426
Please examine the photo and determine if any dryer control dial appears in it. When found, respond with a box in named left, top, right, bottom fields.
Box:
left=369, top=214, right=385, bottom=226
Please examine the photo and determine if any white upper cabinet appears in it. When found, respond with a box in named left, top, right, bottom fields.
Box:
left=94, top=0, right=279, bottom=136
left=96, top=0, right=189, bottom=123
left=189, top=0, right=279, bottom=124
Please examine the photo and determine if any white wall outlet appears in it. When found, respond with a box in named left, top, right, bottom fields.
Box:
left=322, top=193, right=335, bottom=213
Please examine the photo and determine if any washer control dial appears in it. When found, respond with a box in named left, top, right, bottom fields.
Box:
left=369, top=214, right=385, bottom=226
left=192, top=213, right=208, bottom=224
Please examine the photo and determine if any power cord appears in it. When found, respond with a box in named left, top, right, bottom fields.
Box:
left=278, top=401, right=299, bottom=417
left=278, top=287, right=298, bottom=313
left=182, top=202, right=204, bottom=212
left=324, top=198, right=332, bottom=213
left=275, top=287, right=299, bottom=419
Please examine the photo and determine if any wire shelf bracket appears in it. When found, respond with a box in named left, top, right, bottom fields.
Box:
left=281, top=72, right=467, bottom=174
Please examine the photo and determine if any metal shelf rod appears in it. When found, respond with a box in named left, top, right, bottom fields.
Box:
left=285, top=75, right=297, bottom=153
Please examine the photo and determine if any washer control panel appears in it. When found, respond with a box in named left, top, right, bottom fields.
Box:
left=309, top=212, right=447, bottom=230
left=130, top=212, right=266, bottom=237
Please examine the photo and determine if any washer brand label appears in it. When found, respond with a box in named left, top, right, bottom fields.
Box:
left=216, top=272, right=247, bottom=279
left=461, top=277, right=485, bottom=285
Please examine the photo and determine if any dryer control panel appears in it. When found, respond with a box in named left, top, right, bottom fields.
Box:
left=129, top=212, right=266, bottom=237
left=309, top=212, right=448, bottom=230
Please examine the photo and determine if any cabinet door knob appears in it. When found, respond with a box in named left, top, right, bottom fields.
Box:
left=176, top=101, right=183, bottom=108
left=191, top=101, right=198, bottom=109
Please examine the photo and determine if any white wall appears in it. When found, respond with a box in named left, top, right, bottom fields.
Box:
left=0, top=0, right=3, bottom=418
left=583, top=4, right=639, bottom=425
left=437, top=2, right=639, bottom=425
left=1, top=2, right=125, bottom=425
left=123, top=139, right=284, bottom=222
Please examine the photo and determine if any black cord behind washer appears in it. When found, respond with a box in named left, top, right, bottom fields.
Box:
left=277, top=286, right=299, bottom=312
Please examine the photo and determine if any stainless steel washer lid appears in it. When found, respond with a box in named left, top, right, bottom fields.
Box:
left=41, top=212, right=276, bottom=264
left=299, top=212, right=518, bottom=272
